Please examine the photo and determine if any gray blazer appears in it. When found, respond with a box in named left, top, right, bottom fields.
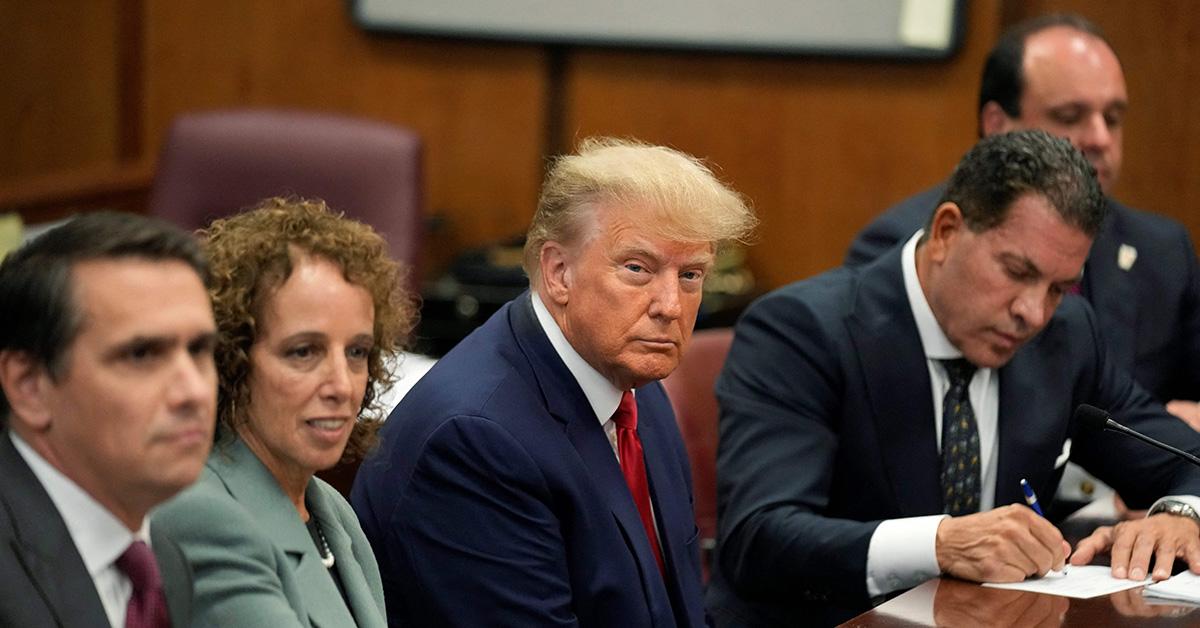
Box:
left=0, top=433, right=192, bottom=628
left=155, top=437, right=386, bottom=628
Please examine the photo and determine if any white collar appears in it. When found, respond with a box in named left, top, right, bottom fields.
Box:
left=530, top=292, right=626, bottom=426
left=9, top=432, right=149, bottom=576
left=901, top=230, right=964, bottom=360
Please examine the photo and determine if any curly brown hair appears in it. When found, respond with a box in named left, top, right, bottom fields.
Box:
left=202, top=197, right=416, bottom=461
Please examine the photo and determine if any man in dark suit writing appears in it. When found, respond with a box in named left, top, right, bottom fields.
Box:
left=0, top=212, right=217, bottom=627
left=846, top=14, right=1200, bottom=434
left=353, top=137, right=757, bottom=626
left=710, top=130, right=1200, bottom=626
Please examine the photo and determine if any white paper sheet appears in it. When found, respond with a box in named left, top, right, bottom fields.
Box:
left=1144, top=571, right=1200, bottom=604
left=982, top=565, right=1149, bottom=599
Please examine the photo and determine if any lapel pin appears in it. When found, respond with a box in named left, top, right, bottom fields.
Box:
left=1117, top=244, right=1137, bottom=271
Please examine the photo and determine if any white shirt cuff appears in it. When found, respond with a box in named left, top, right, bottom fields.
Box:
left=866, top=515, right=947, bottom=597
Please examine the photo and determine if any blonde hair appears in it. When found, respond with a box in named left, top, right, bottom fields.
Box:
left=523, top=137, right=757, bottom=283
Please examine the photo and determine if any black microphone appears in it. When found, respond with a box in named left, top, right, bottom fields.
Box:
left=1075, top=404, right=1200, bottom=468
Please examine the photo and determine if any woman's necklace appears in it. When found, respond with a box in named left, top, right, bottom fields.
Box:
left=308, top=517, right=336, bottom=569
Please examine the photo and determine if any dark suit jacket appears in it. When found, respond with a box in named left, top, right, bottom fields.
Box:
left=0, top=433, right=192, bottom=628
left=352, top=293, right=706, bottom=627
left=844, top=186, right=1200, bottom=402
left=707, top=247, right=1200, bottom=626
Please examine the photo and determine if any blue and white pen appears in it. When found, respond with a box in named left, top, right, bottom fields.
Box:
left=1020, top=478, right=1045, bottom=517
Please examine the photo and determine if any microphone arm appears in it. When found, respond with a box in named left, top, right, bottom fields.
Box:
left=1075, top=404, right=1200, bottom=468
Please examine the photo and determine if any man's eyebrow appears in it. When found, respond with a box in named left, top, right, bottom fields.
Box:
left=998, top=252, right=1042, bottom=277
left=187, top=331, right=218, bottom=350
left=617, top=246, right=662, bottom=262
left=104, top=335, right=175, bottom=359
left=998, top=252, right=1084, bottom=285
left=617, top=246, right=714, bottom=267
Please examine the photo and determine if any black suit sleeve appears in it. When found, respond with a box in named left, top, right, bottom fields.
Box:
left=715, top=290, right=877, bottom=606
left=845, top=220, right=909, bottom=268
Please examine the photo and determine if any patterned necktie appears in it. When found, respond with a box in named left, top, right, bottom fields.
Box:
left=940, top=358, right=981, bottom=516
left=612, top=390, right=665, bottom=573
left=116, top=540, right=170, bottom=628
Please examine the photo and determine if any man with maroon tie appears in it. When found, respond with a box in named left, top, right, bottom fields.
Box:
left=353, top=137, right=756, bottom=627
left=0, top=212, right=218, bottom=627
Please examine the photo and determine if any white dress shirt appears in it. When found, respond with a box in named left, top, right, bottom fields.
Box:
left=11, top=432, right=149, bottom=628
left=865, top=230, right=999, bottom=597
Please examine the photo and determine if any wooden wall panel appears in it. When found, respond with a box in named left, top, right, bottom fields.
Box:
left=0, top=0, right=121, bottom=179
left=564, top=1, right=1003, bottom=289
left=1002, top=0, right=1200, bottom=251
left=142, top=0, right=548, bottom=273
left=9, top=0, right=1198, bottom=283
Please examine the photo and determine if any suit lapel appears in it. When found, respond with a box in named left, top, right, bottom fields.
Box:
left=150, top=528, right=192, bottom=626
left=846, top=249, right=942, bottom=515
left=509, top=294, right=674, bottom=622
left=0, top=436, right=111, bottom=628
left=637, top=384, right=703, bottom=625
left=210, top=438, right=357, bottom=628
left=636, top=385, right=689, bottom=569
left=1083, top=201, right=1137, bottom=367
left=307, top=486, right=385, bottom=628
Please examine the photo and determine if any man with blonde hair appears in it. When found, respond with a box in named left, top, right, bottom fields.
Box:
left=354, top=137, right=756, bottom=626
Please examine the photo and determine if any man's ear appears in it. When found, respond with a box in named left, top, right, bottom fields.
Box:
left=0, top=351, right=55, bottom=431
left=925, top=202, right=967, bottom=264
left=539, top=241, right=573, bottom=307
left=980, top=101, right=1018, bottom=137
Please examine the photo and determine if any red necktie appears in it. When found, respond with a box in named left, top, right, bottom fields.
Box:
left=116, top=540, right=170, bottom=628
left=613, top=390, right=665, bottom=573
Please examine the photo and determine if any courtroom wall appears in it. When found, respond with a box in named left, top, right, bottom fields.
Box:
left=3, top=0, right=1197, bottom=289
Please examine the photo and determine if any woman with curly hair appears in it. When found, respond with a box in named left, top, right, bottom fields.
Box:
left=156, top=197, right=414, bottom=627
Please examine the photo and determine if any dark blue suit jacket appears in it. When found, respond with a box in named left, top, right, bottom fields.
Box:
left=707, top=247, right=1200, bottom=627
left=352, top=294, right=706, bottom=627
left=845, top=186, right=1200, bottom=402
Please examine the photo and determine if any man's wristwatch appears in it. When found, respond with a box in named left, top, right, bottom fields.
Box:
left=1148, top=499, right=1200, bottom=525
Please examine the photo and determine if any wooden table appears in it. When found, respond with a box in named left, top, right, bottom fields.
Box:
left=840, top=576, right=1199, bottom=627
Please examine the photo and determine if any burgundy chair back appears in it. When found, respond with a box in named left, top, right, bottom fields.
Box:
left=660, top=327, right=734, bottom=582
left=148, top=109, right=424, bottom=289
left=149, top=109, right=424, bottom=495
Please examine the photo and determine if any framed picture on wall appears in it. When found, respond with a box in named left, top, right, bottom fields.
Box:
left=352, top=0, right=966, bottom=59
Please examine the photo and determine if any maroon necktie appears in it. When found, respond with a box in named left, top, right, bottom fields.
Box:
left=612, top=390, right=665, bottom=573
left=116, top=540, right=170, bottom=628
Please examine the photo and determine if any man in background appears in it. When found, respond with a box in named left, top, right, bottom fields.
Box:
left=354, top=137, right=756, bottom=627
left=846, top=15, right=1200, bottom=472
left=0, top=212, right=217, bottom=627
